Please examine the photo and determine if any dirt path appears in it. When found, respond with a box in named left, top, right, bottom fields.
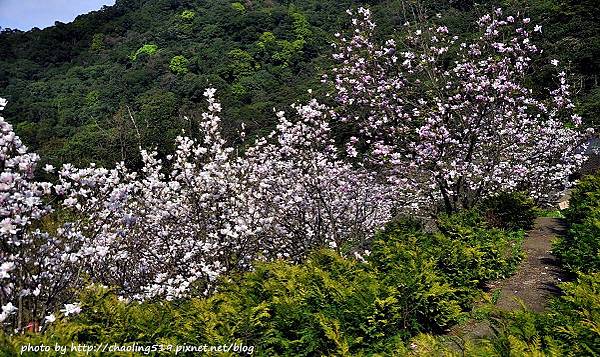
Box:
left=449, top=217, right=568, bottom=339
left=490, top=217, right=567, bottom=312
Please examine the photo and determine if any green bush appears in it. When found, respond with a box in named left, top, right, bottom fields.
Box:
left=129, top=44, right=158, bottom=61
left=437, top=211, right=524, bottom=278
left=555, top=173, right=600, bottom=273
left=549, top=272, right=600, bottom=354
left=169, top=55, right=189, bottom=75
left=180, top=10, right=196, bottom=20
left=231, top=2, right=245, bottom=13
left=565, top=173, right=600, bottom=225
left=555, top=210, right=600, bottom=273
left=478, top=192, right=537, bottom=231
left=368, top=227, right=464, bottom=337
left=375, top=214, right=524, bottom=299
left=484, top=272, right=600, bottom=356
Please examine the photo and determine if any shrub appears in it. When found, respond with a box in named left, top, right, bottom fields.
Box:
left=564, top=173, right=600, bottom=225
left=129, top=44, right=158, bottom=61
left=554, top=210, right=600, bottom=273
left=374, top=214, right=523, bottom=307
left=549, top=272, right=600, bottom=354
left=555, top=172, right=600, bottom=273
left=231, top=2, right=245, bottom=13
left=368, top=229, right=464, bottom=336
left=211, top=247, right=463, bottom=355
left=478, top=192, right=537, bottom=231
left=180, top=10, right=195, bottom=20
left=436, top=210, right=524, bottom=282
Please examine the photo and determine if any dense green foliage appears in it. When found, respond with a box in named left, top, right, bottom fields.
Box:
left=0, top=0, right=598, bottom=168
left=478, top=192, right=537, bottom=231
left=554, top=172, right=600, bottom=273
left=129, top=43, right=158, bottom=61
left=1, top=210, right=525, bottom=356
left=434, top=211, right=524, bottom=294
left=563, top=172, right=600, bottom=226
left=169, top=55, right=189, bottom=75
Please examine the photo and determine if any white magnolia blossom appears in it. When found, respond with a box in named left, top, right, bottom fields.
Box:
left=0, top=262, right=14, bottom=279
left=60, top=303, right=81, bottom=316
left=1, top=98, right=78, bottom=332
left=53, top=90, right=396, bottom=301
left=0, top=302, right=17, bottom=323
left=44, top=314, right=56, bottom=323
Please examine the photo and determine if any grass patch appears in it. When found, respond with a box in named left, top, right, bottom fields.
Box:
left=536, top=209, right=565, bottom=218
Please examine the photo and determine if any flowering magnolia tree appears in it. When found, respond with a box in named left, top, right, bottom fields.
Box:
left=241, top=100, right=395, bottom=260
left=328, top=7, right=591, bottom=212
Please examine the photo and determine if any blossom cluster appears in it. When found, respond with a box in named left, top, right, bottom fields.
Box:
left=54, top=91, right=395, bottom=300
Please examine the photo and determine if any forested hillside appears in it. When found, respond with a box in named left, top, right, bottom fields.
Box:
left=0, top=0, right=598, bottom=168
